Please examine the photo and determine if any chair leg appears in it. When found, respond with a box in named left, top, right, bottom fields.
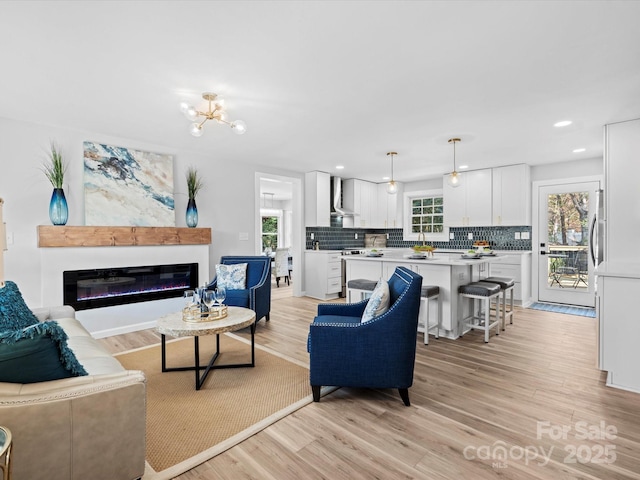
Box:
left=266, top=313, right=270, bottom=322
left=398, top=388, right=410, bottom=406
left=312, top=385, right=321, bottom=402
left=276, top=277, right=280, bottom=287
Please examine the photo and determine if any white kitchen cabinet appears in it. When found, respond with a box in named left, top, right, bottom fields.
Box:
left=596, top=264, right=640, bottom=393
left=304, top=171, right=330, bottom=227
left=488, top=252, right=532, bottom=306
left=376, top=182, right=404, bottom=228
left=605, top=119, right=640, bottom=263
left=304, top=250, right=342, bottom=300
left=492, top=164, right=531, bottom=226
left=343, top=178, right=378, bottom=228
left=443, top=169, right=492, bottom=227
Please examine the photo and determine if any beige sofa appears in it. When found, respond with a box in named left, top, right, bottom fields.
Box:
left=0, top=305, right=146, bottom=480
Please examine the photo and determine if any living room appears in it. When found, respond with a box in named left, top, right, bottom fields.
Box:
left=2, top=1, right=640, bottom=479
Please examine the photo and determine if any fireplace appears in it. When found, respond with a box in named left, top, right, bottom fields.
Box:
left=63, top=263, right=198, bottom=311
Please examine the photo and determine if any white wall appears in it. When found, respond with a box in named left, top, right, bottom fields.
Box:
left=531, top=157, right=602, bottom=181
left=0, top=116, right=302, bottom=310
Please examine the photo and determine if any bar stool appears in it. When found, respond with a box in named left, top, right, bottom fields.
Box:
left=458, top=281, right=502, bottom=343
left=347, top=278, right=378, bottom=303
left=419, top=285, right=441, bottom=345
left=481, top=276, right=515, bottom=330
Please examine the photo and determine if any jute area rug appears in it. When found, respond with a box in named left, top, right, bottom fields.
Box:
left=115, top=332, right=312, bottom=480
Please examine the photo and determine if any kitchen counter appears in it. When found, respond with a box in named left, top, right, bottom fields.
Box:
left=595, top=261, right=640, bottom=279
left=342, top=251, right=510, bottom=339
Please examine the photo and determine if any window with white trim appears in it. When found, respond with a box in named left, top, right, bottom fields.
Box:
left=403, top=189, right=449, bottom=241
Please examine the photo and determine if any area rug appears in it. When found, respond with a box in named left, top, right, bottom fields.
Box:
left=115, top=333, right=312, bottom=480
left=529, top=302, right=596, bottom=318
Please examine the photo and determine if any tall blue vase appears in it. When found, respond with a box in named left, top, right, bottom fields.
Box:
left=186, top=198, right=198, bottom=228
left=49, top=188, right=68, bottom=226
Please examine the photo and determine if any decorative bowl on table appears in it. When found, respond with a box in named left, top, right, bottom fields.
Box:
left=413, top=245, right=436, bottom=257
left=366, top=249, right=384, bottom=257
left=461, top=250, right=481, bottom=259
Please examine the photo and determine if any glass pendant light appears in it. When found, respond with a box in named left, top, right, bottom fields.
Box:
left=447, top=138, right=462, bottom=188
left=386, top=151, right=398, bottom=194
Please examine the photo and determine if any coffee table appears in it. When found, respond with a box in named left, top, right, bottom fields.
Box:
left=156, top=306, right=256, bottom=390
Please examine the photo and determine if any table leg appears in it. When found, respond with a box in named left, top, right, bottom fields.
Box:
left=161, top=323, right=256, bottom=390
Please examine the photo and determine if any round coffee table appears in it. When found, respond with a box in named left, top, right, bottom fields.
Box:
left=156, top=306, right=256, bottom=390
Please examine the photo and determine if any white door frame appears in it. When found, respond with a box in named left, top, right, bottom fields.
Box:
left=255, top=172, right=303, bottom=297
left=532, top=175, right=602, bottom=305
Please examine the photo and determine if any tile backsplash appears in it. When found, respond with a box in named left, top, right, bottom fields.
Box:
left=306, top=226, right=532, bottom=251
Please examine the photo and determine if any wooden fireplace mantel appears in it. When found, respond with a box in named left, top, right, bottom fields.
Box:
left=37, top=225, right=212, bottom=247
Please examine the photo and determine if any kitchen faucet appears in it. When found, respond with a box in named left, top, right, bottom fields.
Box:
left=417, top=232, right=426, bottom=246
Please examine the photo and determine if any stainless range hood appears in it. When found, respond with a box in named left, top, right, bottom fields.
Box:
left=330, top=176, right=355, bottom=216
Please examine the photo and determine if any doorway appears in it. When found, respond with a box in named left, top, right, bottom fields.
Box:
left=255, top=172, right=302, bottom=298
left=534, top=179, right=600, bottom=307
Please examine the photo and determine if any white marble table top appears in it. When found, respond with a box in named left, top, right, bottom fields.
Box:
left=156, top=306, right=256, bottom=337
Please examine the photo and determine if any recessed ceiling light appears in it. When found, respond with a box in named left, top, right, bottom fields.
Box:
left=382, top=176, right=390, bottom=181
left=554, top=120, right=572, bottom=127
left=459, top=165, right=469, bottom=170
left=572, top=148, right=586, bottom=153
left=336, top=165, right=344, bottom=170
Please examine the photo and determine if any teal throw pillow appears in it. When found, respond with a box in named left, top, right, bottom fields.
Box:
left=361, top=279, right=390, bottom=323
left=0, top=321, right=88, bottom=383
left=216, top=263, right=248, bottom=290
left=0, top=281, right=40, bottom=331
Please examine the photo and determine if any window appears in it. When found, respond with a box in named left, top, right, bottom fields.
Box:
left=403, top=189, right=448, bottom=241
left=261, top=215, right=278, bottom=251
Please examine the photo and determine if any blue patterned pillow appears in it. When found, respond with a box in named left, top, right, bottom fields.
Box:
left=361, top=279, right=390, bottom=323
left=0, top=281, right=40, bottom=331
left=0, top=321, right=88, bottom=383
left=216, top=263, right=248, bottom=290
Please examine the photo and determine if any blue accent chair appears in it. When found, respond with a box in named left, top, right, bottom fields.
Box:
left=208, top=256, right=271, bottom=323
left=308, top=266, right=423, bottom=406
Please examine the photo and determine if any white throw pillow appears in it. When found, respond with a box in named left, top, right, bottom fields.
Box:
left=215, top=263, right=248, bottom=290
left=361, top=279, right=390, bottom=323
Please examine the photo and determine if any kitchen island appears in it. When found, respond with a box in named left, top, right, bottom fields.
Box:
left=343, top=250, right=509, bottom=339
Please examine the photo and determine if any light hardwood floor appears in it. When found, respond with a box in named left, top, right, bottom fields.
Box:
left=100, top=295, right=640, bottom=479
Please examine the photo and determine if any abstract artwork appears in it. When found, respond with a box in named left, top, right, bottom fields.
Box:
left=83, top=142, right=175, bottom=226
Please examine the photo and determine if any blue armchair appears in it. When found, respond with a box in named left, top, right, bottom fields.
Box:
left=208, top=256, right=271, bottom=323
left=308, top=266, right=423, bottom=406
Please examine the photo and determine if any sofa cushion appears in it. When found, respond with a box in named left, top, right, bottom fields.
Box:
left=0, top=320, right=88, bottom=383
left=361, top=279, right=390, bottom=323
left=0, top=281, right=40, bottom=331
left=216, top=263, right=248, bottom=290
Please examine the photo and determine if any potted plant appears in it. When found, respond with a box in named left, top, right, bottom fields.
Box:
left=42, top=141, right=69, bottom=225
left=185, top=166, right=204, bottom=227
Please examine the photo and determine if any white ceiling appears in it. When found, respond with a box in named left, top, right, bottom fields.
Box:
left=2, top=1, right=640, bottom=189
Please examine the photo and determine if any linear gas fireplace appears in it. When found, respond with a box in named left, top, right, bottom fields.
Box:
left=63, top=263, right=198, bottom=311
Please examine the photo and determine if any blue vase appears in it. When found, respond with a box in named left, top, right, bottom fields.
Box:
left=49, top=188, right=68, bottom=225
left=186, top=198, right=198, bottom=228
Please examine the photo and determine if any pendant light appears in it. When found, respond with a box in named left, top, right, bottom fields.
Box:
left=447, top=138, right=462, bottom=188
left=386, top=151, right=398, bottom=194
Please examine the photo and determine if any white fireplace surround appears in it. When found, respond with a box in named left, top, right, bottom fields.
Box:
left=41, top=244, right=210, bottom=338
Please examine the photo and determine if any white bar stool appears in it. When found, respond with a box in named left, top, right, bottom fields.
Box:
left=346, top=278, right=377, bottom=303
left=480, top=276, right=515, bottom=330
left=458, top=281, right=502, bottom=343
left=419, top=285, right=441, bottom=345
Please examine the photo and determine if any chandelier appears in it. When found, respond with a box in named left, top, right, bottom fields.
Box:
left=180, top=92, right=247, bottom=137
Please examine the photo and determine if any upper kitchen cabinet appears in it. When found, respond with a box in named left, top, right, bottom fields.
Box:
left=343, top=178, right=378, bottom=228
left=492, top=164, right=531, bottom=226
left=305, top=171, right=330, bottom=227
left=443, top=169, right=492, bottom=227
left=376, top=182, right=404, bottom=228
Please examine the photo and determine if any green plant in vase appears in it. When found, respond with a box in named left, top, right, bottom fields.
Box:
left=185, top=166, right=204, bottom=228
left=42, top=142, right=69, bottom=225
